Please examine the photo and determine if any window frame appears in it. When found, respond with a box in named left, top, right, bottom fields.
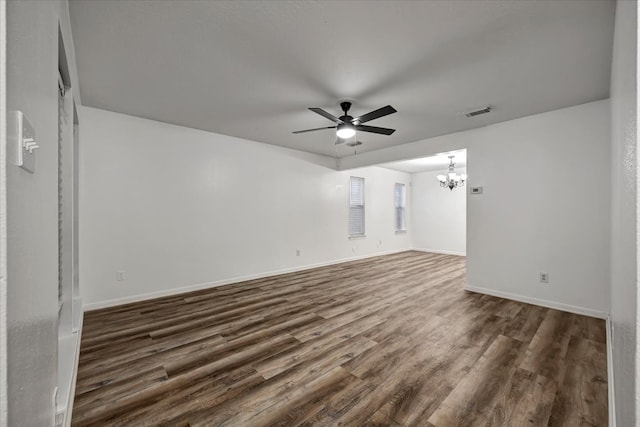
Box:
left=349, top=176, right=365, bottom=238
left=394, top=182, right=407, bottom=233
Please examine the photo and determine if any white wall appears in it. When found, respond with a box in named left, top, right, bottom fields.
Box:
left=609, top=0, right=638, bottom=425
left=411, top=168, right=466, bottom=256
left=0, top=2, right=7, bottom=424
left=79, top=107, right=411, bottom=308
left=5, top=0, right=82, bottom=424
left=465, top=101, right=610, bottom=316
left=341, top=100, right=611, bottom=316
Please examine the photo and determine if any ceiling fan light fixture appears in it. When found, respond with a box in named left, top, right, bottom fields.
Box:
left=293, top=102, right=396, bottom=139
left=336, top=123, right=356, bottom=139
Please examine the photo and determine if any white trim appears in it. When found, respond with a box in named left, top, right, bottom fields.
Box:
left=412, top=247, right=466, bottom=257
left=464, top=284, right=609, bottom=319
left=606, top=317, right=616, bottom=427
left=64, top=312, right=82, bottom=427
left=55, top=310, right=82, bottom=427
left=84, top=248, right=408, bottom=311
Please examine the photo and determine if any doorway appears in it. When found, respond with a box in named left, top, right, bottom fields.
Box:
left=379, top=149, right=468, bottom=256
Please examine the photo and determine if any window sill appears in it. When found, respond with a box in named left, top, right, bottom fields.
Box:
left=395, top=230, right=407, bottom=234
left=349, top=234, right=366, bottom=240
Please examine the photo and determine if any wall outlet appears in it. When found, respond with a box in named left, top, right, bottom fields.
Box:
left=296, top=249, right=301, bottom=256
left=352, top=247, right=356, bottom=253
left=539, top=272, right=549, bottom=283
left=116, top=270, right=126, bottom=282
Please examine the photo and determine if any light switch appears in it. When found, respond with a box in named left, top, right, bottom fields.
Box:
left=8, top=111, right=37, bottom=173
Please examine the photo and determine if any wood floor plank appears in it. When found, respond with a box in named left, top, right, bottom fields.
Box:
left=72, top=251, right=608, bottom=426
left=427, top=335, right=529, bottom=426
left=113, top=366, right=263, bottom=425
left=548, top=336, right=608, bottom=427
left=519, top=309, right=576, bottom=383
left=384, top=341, right=487, bottom=426
left=486, top=368, right=557, bottom=426
left=503, top=303, right=548, bottom=343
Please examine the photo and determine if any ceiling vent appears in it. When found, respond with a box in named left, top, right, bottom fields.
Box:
left=464, top=106, right=494, bottom=118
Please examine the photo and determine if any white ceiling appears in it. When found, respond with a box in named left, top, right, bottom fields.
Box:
left=380, top=150, right=467, bottom=174
left=69, top=0, right=615, bottom=158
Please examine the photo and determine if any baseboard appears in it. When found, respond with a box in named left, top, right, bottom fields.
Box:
left=84, top=248, right=409, bottom=311
left=606, top=317, right=616, bottom=427
left=464, top=285, right=609, bottom=319
left=412, top=247, right=466, bottom=257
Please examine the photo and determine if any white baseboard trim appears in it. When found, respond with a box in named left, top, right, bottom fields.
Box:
left=464, top=285, right=609, bottom=319
left=606, top=317, right=616, bottom=427
left=412, top=247, right=466, bottom=257
left=84, top=248, right=409, bottom=311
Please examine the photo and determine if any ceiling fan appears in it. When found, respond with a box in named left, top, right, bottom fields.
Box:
left=293, top=101, right=397, bottom=143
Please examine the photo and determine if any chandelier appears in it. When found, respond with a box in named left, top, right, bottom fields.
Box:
left=437, top=156, right=467, bottom=190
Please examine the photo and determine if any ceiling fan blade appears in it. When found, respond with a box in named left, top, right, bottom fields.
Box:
left=353, top=105, right=397, bottom=124
left=292, top=126, right=336, bottom=134
left=309, top=108, right=344, bottom=124
left=355, top=124, right=396, bottom=135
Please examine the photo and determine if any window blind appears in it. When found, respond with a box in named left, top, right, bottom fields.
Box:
left=349, top=176, right=365, bottom=236
left=394, top=183, right=406, bottom=231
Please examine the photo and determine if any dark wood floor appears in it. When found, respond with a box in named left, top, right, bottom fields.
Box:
left=72, top=251, right=607, bottom=426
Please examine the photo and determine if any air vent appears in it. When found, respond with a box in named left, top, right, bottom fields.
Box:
left=465, top=106, right=494, bottom=118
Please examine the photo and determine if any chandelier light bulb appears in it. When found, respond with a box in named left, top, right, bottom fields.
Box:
left=437, top=155, right=466, bottom=190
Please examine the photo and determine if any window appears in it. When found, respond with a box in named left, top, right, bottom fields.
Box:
left=395, top=183, right=406, bottom=232
left=349, top=176, right=365, bottom=236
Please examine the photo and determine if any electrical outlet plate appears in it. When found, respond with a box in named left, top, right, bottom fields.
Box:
left=539, top=273, right=549, bottom=283
left=8, top=111, right=38, bottom=173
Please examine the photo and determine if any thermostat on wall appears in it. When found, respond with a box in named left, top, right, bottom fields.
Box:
left=470, top=186, right=483, bottom=194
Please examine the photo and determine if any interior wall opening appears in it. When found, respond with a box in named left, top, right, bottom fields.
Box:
left=378, top=148, right=468, bottom=258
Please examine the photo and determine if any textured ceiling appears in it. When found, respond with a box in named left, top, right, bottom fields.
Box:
left=69, top=0, right=615, bottom=158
